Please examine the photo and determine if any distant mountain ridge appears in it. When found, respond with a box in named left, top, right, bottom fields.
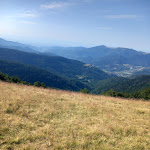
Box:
left=1, top=37, right=150, bottom=77
left=0, top=38, right=57, bottom=56
left=0, top=38, right=38, bottom=53
left=43, top=45, right=150, bottom=77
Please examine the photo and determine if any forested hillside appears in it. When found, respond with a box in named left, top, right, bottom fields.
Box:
left=0, top=59, right=89, bottom=91
left=93, top=75, right=150, bottom=94
left=0, top=48, right=113, bottom=83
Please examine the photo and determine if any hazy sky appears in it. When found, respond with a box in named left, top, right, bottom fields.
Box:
left=0, top=0, right=150, bottom=52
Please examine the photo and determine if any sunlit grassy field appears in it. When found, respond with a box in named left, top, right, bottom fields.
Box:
left=0, top=81, right=150, bottom=150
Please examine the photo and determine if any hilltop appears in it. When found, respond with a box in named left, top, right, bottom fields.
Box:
left=0, top=82, right=150, bottom=149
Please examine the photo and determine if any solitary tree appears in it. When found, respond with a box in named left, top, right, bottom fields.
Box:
left=34, top=81, right=41, bottom=87
left=80, top=88, right=89, bottom=94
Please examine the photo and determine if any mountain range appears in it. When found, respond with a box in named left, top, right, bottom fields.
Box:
left=0, top=37, right=149, bottom=93
left=0, top=47, right=113, bottom=84
left=1, top=38, right=150, bottom=77
left=43, top=46, right=150, bottom=77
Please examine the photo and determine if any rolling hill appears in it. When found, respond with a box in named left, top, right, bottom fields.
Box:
left=0, top=47, right=113, bottom=83
left=93, top=75, right=150, bottom=94
left=0, top=59, right=89, bottom=91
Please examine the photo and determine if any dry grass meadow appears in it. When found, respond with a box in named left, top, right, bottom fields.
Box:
left=0, top=81, right=150, bottom=150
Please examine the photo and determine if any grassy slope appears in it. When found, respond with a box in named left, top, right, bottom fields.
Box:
left=0, top=82, right=150, bottom=150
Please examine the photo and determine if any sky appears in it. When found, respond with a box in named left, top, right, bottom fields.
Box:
left=0, top=0, right=150, bottom=52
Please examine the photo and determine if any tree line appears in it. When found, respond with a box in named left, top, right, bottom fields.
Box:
left=102, top=88, right=150, bottom=100
left=0, top=72, right=46, bottom=88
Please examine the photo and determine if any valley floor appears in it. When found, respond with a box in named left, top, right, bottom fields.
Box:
left=0, top=82, right=150, bottom=150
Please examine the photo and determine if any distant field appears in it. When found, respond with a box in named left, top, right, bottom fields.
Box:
left=0, top=82, right=150, bottom=150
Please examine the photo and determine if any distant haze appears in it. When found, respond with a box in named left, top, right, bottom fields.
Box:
left=0, top=0, right=150, bottom=52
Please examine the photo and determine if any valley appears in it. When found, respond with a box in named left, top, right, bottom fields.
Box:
left=102, top=64, right=150, bottom=77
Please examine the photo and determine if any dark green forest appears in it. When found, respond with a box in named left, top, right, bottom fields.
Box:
left=93, top=76, right=150, bottom=93
left=0, top=59, right=90, bottom=91
left=0, top=72, right=45, bottom=88
left=0, top=47, right=112, bottom=83
left=102, top=88, right=150, bottom=100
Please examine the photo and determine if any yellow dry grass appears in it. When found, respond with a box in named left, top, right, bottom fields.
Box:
left=0, top=81, right=150, bottom=150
